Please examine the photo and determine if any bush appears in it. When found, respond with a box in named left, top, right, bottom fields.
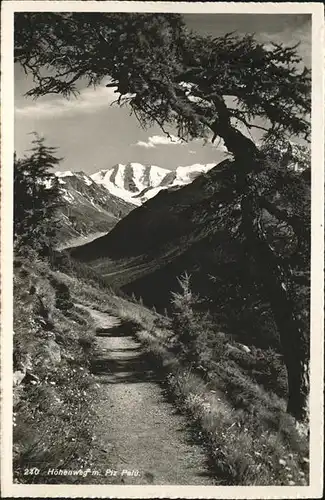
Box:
left=170, top=272, right=288, bottom=399
left=170, top=272, right=201, bottom=361
left=171, top=273, right=226, bottom=365
left=50, top=277, right=73, bottom=312
left=137, top=328, right=308, bottom=486
left=226, top=346, right=288, bottom=398
left=52, top=251, right=110, bottom=291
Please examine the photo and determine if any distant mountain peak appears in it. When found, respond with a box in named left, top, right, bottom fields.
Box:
left=90, top=162, right=217, bottom=205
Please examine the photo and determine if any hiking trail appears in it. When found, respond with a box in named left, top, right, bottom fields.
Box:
left=80, top=306, right=215, bottom=485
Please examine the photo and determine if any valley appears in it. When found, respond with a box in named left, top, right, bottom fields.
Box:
left=57, top=231, right=109, bottom=251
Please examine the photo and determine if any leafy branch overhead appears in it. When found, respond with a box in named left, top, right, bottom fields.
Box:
left=15, top=13, right=311, bottom=151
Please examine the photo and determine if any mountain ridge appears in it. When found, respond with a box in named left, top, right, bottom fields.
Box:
left=54, top=162, right=219, bottom=243
left=54, top=170, right=134, bottom=243
left=57, top=141, right=309, bottom=245
left=89, top=162, right=217, bottom=205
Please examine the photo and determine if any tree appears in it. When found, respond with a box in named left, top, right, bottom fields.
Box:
left=14, top=134, right=62, bottom=256
left=14, top=13, right=311, bottom=420
left=15, top=13, right=310, bottom=150
left=239, top=160, right=310, bottom=420
left=171, top=272, right=196, bottom=356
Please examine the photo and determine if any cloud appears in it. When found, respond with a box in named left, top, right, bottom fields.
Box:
left=258, top=23, right=311, bottom=68
left=134, top=134, right=185, bottom=148
left=135, top=133, right=232, bottom=154
left=15, top=84, right=119, bottom=118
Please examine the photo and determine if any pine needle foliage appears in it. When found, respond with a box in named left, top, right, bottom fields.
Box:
left=14, top=134, right=63, bottom=257
left=15, top=13, right=310, bottom=150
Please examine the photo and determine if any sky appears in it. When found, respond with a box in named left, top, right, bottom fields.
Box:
left=14, top=13, right=311, bottom=173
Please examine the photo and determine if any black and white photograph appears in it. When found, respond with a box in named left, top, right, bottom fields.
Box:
left=1, top=1, right=324, bottom=498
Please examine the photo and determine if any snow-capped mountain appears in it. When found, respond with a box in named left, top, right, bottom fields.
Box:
left=54, top=171, right=134, bottom=243
left=88, top=143, right=310, bottom=209
left=53, top=163, right=218, bottom=245
left=90, top=162, right=217, bottom=205
left=55, top=142, right=309, bottom=246
left=71, top=144, right=311, bottom=318
left=90, top=163, right=170, bottom=205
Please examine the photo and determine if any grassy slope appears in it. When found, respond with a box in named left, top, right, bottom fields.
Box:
left=14, top=244, right=308, bottom=485
left=54, top=265, right=309, bottom=486
left=13, top=254, right=104, bottom=484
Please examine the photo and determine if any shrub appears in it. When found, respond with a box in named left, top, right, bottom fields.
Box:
left=50, top=277, right=73, bottom=312
left=170, top=272, right=199, bottom=361
left=226, top=345, right=288, bottom=398
left=171, top=273, right=226, bottom=365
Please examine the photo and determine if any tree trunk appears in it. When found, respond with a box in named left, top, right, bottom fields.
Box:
left=241, top=190, right=309, bottom=421
left=212, top=112, right=309, bottom=421
left=209, top=97, right=260, bottom=163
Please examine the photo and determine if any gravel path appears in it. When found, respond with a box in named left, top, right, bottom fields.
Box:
left=85, top=307, right=215, bottom=485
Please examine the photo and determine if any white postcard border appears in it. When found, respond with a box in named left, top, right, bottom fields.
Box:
left=1, top=2, right=324, bottom=498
